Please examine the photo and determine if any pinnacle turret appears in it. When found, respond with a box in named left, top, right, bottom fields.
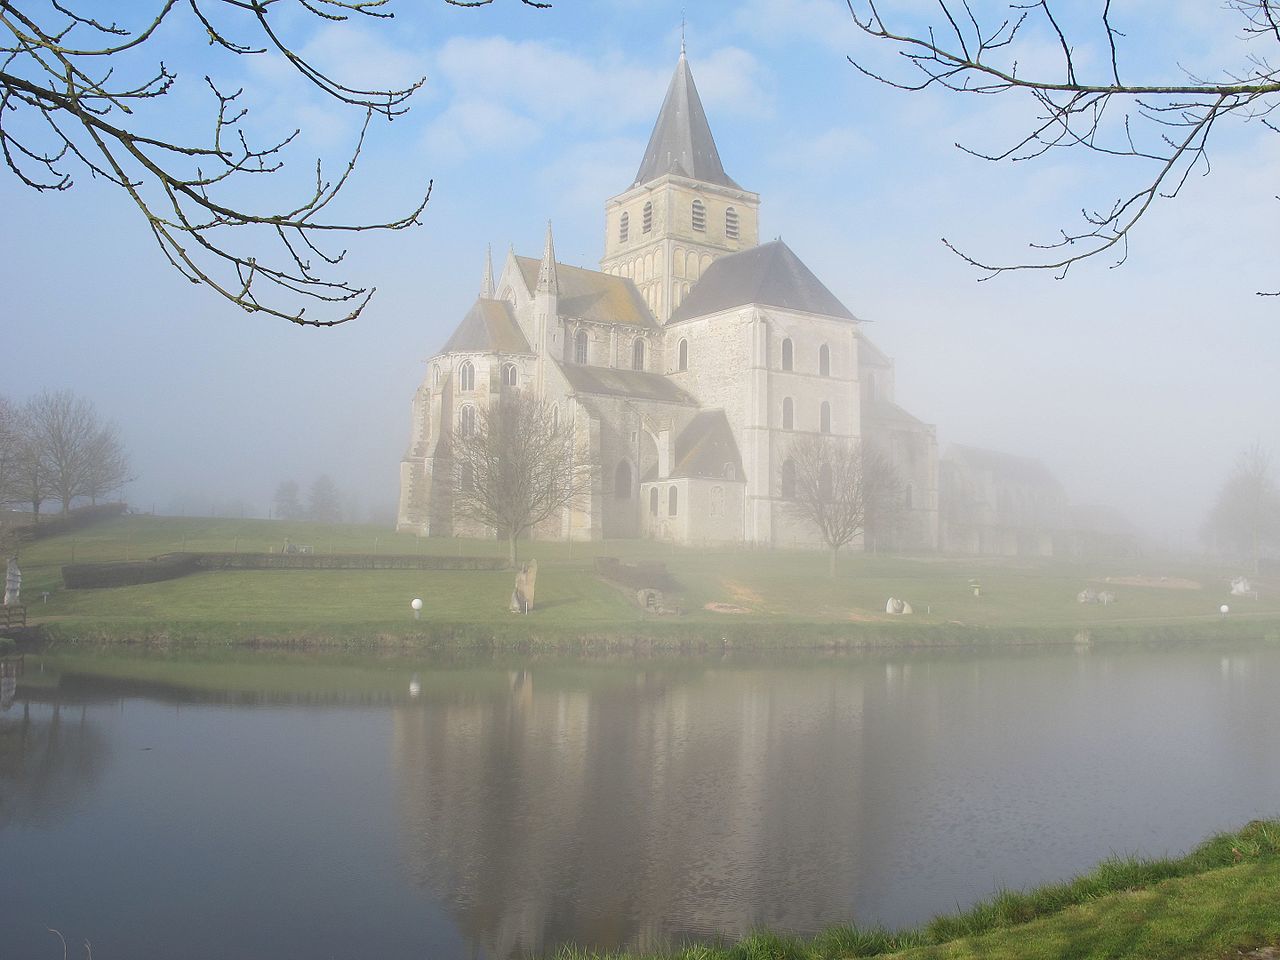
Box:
left=481, top=244, right=494, bottom=298
left=536, top=221, right=558, bottom=295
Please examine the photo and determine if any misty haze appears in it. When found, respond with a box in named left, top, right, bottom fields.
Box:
left=2, top=2, right=1279, bottom=959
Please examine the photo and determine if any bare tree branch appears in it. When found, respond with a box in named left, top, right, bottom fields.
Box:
left=846, top=1, right=1280, bottom=291
left=0, top=1, right=545, bottom=326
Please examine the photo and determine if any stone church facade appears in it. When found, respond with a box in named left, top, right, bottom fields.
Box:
left=397, top=51, right=940, bottom=550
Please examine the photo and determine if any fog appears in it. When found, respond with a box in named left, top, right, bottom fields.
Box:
left=2, top=1, right=1276, bottom=547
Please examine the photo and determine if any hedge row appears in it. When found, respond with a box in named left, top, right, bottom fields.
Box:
left=62, top=551, right=508, bottom=588
left=63, top=553, right=200, bottom=589
left=5, top=503, right=127, bottom=543
left=594, top=557, right=680, bottom=591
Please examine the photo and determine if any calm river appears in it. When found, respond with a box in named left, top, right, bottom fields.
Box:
left=2, top=640, right=1279, bottom=959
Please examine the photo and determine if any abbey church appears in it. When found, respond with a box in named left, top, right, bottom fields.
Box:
left=397, top=52, right=1104, bottom=556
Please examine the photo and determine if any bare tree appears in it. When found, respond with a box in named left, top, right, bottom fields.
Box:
left=785, top=433, right=896, bottom=576
left=307, top=474, right=343, bottom=524
left=24, top=390, right=102, bottom=514
left=1202, top=444, right=1280, bottom=573
left=846, top=2, right=1280, bottom=290
left=82, top=422, right=132, bottom=505
left=452, top=391, right=588, bottom=566
left=274, top=479, right=302, bottom=520
left=1, top=1, right=546, bottom=326
left=0, top=395, right=20, bottom=507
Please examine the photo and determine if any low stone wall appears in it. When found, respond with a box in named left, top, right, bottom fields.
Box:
left=63, top=551, right=507, bottom=588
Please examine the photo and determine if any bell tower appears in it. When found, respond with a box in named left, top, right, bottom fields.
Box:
left=601, top=49, right=760, bottom=323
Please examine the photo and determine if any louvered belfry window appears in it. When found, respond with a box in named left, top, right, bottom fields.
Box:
left=691, top=200, right=706, bottom=232
left=726, top=207, right=739, bottom=240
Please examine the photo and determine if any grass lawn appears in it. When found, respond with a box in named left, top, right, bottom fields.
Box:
left=8, top=514, right=1280, bottom=645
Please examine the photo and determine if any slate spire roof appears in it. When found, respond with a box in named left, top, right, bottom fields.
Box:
left=668, top=240, right=858, bottom=323
left=633, top=53, right=740, bottom=190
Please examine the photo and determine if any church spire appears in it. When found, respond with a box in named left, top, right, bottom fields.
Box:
left=632, top=52, right=738, bottom=190
left=536, top=220, right=558, bottom=295
left=480, top=244, right=494, bottom=298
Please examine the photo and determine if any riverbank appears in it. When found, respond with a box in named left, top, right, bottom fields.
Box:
left=552, top=820, right=1280, bottom=960
left=8, top=515, right=1279, bottom=649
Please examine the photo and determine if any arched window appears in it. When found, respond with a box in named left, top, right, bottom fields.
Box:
left=551, top=404, right=560, bottom=433
left=501, top=363, right=517, bottom=386
left=677, top=338, right=688, bottom=372
left=724, top=463, right=736, bottom=481
left=574, top=329, right=588, bottom=365
left=781, top=459, right=797, bottom=499
left=668, top=486, right=679, bottom=516
left=710, top=486, right=725, bottom=518
left=904, top=482, right=914, bottom=510
left=458, top=360, right=475, bottom=392
left=632, top=337, right=646, bottom=371
left=432, top=364, right=441, bottom=387
left=818, top=463, right=834, bottom=501
left=781, top=338, right=793, bottom=371
left=691, top=199, right=706, bottom=232
left=615, top=460, right=632, bottom=499
left=459, top=404, right=476, bottom=438
left=649, top=487, right=659, bottom=515
left=619, top=212, right=629, bottom=243
left=643, top=201, right=653, bottom=233
left=782, top=396, right=794, bottom=430
left=819, top=343, right=831, bottom=377
left=725, top=206, right=739, bottom=240
left=820, top=401, right=832, bottom=434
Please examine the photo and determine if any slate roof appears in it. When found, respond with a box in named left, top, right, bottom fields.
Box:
left=669, top=241, right=857, bottom=324
left=943, top=445, right=1063, bottom=490
left=633, top=54, right=740, bottom=190
left=670, top=410, right=744, bottom=480
left=440, top=298, right=531, bottom=354
left=864, top=399, right=928, bottom=428
left=515, top=257, right=657, bottom=329
left=554, top=361, right=695, bottom=405
left=858, top=334, right=892, bottom=368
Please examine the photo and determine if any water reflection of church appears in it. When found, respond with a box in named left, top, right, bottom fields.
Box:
left=391, top=666, right=897, bottom=959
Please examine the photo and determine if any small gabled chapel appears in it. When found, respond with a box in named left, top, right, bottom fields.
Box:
left=397, top=49, right=940, bottom=550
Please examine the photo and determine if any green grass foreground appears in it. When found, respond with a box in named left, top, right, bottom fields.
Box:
left=7, top=514, right=1280, bottom=647
left=553, top=821, right=1280, bottom=960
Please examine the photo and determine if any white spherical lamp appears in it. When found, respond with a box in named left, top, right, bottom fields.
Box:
left=1220, top=604, right=1229, bottom=616
left=411, top=598, right=423, bottom=611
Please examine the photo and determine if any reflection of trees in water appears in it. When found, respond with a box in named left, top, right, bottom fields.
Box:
left=0, top=700, right=109, bottom=829
left=391, top=667, right=875, bottom=959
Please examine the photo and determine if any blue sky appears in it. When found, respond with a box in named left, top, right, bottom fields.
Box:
left=2, top=0, right=1277, bottom=542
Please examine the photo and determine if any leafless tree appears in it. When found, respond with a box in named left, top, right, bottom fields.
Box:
left=21, top=389, right=128, bottom=515
left=82, top=421, right=132, bottom=504
left=0, top=395, right=21, bottom=507
left=0, top=1, right=546, bottom=327
left=451, top=391, right=588, bottom=566
left=24, top=390, right=97, bottom=515
left=846, top=2, right=1280, bottom=290
left=307, top=473, right=343, bottom=523
left=1202, top=443, right=1280, bottom=573
left=784, top=433, right=897, bottom=576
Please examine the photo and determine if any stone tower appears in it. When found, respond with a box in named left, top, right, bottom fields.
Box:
left=600, top=50, right=760, bottom=323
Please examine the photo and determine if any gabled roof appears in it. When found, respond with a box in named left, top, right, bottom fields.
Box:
left=670, top=410, right=744, bottom=480
left=440, top=299, right=531, bottom=355
left=633, top=53, right=740, bottom=190
left=669, top=240, right=858, bottom=324
left=858, top=334, right=893, bottom=368
left=864, top=399, right=928, bottom=428
left=515, top=257, right=657, bottom=329
left=554, top=361, right=695, bottom=405
left=943, top=445, right=1063, bottom=490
